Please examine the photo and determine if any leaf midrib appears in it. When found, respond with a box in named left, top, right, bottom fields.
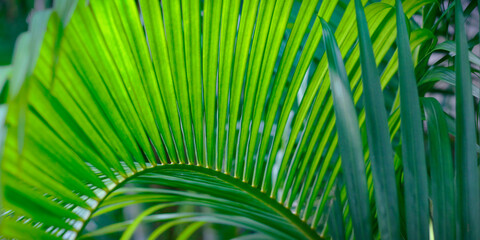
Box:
left=78, top=164, right=323, bottom=240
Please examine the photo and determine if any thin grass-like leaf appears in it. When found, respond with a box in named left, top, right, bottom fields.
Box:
left=321, top=18, right=372, bottom=239
left=454, top=0, right=480, bottom=238
left=395, top=0, right=429, bottom=238
left=326, top=185, right=346, bottom=240
left=422, top=97, right=455, bottom=240
left=353, top=0, right=401, bottom=238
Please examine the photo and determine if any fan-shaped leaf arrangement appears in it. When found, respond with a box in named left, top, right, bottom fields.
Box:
left=0, top=0, right=478, bottom=239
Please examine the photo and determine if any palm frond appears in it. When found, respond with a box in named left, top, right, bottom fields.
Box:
left=0, top=0, right=478, bottom=239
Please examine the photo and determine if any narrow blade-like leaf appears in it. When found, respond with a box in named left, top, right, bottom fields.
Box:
left=327, top=185, right=346, bottom=240
left=422, top=97, right=455, bottom=240
left=454, top=0, right=480, bottom=238
left=353, top=0, right=401, bottom=238
left=321, top=18, right=372, bottom=239
left=395, top=0, right=429, bottom=238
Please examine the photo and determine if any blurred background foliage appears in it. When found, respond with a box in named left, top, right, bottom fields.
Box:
left=0, top=0, right=34, bottom=65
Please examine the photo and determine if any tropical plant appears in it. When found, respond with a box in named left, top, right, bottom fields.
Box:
left=0, top=0, right=478, bottom=239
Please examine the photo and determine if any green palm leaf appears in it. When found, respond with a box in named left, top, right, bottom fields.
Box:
left=454, top=0, right=480, bottom=238
left=422, top=97, right=455, bottom=240
left=321, top=18, right=372, bottom=239
left=0, top=0, right=477, bottom=239
left=395, top=0, right=428, bottom=238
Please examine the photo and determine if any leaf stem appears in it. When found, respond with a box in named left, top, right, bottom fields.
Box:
left=77, top=164, right=323, bottom=240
